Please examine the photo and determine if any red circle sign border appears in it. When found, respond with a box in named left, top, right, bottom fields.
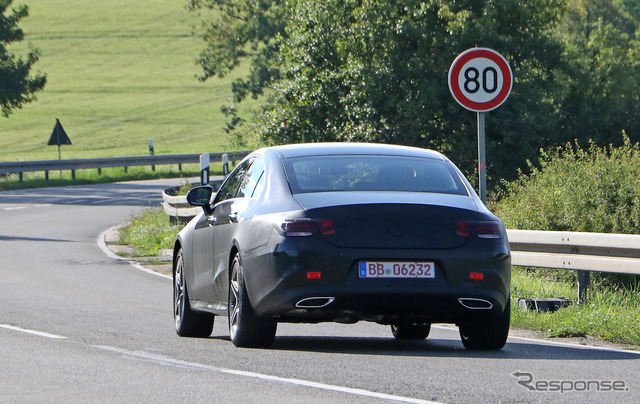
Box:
left=448, top=48, right=513, bottom=112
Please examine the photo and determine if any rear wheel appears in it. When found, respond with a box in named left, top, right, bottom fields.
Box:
left=459, top=300, right=510, bottom=350
left=228, top=254, right=277, bottom=348
left=173, top=249, right=214, bottom=337
left=391, top=323, right=431, bottom=340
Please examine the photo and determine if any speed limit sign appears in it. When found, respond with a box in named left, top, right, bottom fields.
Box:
left=448, top=48, right=512, bottom=112
left=448, top=48, right=512, bottom=203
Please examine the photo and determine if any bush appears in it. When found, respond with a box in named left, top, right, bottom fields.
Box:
left=495, top=135, right=640, bottom=233
left=495, top=134, right=640, bottom=287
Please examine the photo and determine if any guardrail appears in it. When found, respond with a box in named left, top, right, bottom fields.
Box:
left=162, top=189, right=202, bottom=225
left=0, top=152, right=249, bottom=181
left=162, top=179, right=224, bottom=225
left=507, top=229, right=640, bottom=301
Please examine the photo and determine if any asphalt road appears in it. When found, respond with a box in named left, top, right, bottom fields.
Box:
left=1, top=180, right=639, bottom=403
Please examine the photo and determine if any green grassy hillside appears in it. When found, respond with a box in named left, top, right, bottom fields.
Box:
left=1, top=0, right=257, bottom=162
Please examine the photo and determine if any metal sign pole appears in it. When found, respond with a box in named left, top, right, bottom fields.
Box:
left=477, top=112, right=487, bottom=204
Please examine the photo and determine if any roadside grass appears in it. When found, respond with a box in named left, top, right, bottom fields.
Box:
left=119, top=208, right=183, bottom=257
left=2, top=0, right=261, bottom=163
left=511, top=267, right=640, bottom=346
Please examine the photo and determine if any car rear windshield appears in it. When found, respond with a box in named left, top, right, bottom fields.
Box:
left=283, top=155, right=469, bottom=196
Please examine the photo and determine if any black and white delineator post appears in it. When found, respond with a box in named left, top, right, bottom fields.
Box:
left=200, top=153, right=210, bottom=186
left=222, top=153, right=229, bottom=176
left=448, top=48, right=513, bottom=203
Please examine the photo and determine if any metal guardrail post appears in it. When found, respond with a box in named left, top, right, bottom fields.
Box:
left=577, top=271, right=590, bottom=304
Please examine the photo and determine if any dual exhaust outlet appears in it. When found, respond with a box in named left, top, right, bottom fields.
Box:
left=296, top=297, right=493, bottom=310
left=296, top=297, right=335, bottom=309
left=458, top=298, right=493, bottom=310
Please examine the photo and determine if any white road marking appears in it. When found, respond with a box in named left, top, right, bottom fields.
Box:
left=97, top=226, right=172, bottom=280
left=507, top=334, right=640, bottom=355
left=0, top=324, right=68, bottom=339
left=94, top=345, right=442, bottom=404
left=2, top=207, right=26, bottom=211
left=432, top=325, right=640, bottom=355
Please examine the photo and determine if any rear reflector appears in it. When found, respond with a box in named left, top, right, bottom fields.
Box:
left=469, top=272, right=484, bottom=280
left=307, top=272, right=322, bottom=279
left=456, top=222, right=472, bottom=237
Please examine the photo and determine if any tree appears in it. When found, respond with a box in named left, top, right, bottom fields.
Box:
left=553, top=0, right=640, bottom=147
left=0, top=0, right=46, bottom=117
left=187, top=0, right=286, bottom=102
left=191, top=0, right=640, bottom=185
left=258, top=0, right=566, bottom=182
left=616, top=0, right=640, bottom=21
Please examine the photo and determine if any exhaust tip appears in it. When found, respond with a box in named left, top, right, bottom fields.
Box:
left=458, top=298, right=493, bottom=310
left=295, top=297, right=335, bottom=309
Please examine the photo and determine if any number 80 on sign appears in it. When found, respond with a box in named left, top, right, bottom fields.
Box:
left=448, top=48, right=513, bottom=112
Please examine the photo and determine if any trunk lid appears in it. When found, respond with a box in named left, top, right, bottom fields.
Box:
left=294, top=192, right=481, bottom=249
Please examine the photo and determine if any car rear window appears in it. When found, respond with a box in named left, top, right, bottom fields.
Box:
left=283, top=155, right=469, bottom=196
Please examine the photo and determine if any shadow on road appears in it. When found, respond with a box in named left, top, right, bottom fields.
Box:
left=0, top=235, right=75, bottom=243
left=0, top=181, right=180, bottom=207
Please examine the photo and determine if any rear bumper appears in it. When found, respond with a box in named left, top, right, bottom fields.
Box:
left=255, top=286, right=509, bottom=325
left=244, top=237, right=511, bottom=325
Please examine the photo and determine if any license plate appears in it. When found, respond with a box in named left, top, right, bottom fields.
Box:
left=359, top=261, right=435, bottom=278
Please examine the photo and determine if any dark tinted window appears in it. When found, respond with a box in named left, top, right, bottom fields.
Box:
left=283, top=156, right=468, bottom=196
left=215, top=160, right=251, bottom=203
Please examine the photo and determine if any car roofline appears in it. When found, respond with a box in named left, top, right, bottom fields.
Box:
left=253, top=143, right=446, bottom=161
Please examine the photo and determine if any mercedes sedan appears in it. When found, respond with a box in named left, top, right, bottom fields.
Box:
left=173, top=143, right=511, bottom=349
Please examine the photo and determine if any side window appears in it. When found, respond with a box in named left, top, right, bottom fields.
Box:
left=236, top=158, right=265, bottom=199
left=215, top=160, right=252, bottom=203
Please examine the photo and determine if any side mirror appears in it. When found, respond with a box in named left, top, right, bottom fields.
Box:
left=186, top=186, right=214, bottom=208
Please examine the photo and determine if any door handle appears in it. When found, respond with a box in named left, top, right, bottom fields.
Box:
left=228, top=212, right=239, bottom=223
left=207, top=216, right=217, bottom=226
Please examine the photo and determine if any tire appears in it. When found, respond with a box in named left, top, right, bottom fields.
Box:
left=173, top=249, right=214, bottom=337
left=228, top=254, right=277, bottom=348
left=459, top=300, right=510, bottom=350
left=391, top=323, right=431, bottom=340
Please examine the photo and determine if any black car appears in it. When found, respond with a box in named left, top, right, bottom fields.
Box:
left=173, top=143, right=511, bottom=349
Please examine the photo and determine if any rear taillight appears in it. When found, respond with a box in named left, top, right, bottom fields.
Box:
left=473, top=221, right=503, bottom=239
left=281, top=219, right=335, bottom=237
left=456, top=221, right=503, bottom=239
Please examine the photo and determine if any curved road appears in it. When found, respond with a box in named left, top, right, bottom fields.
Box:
left=1, top=180, right=638, bottom=403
